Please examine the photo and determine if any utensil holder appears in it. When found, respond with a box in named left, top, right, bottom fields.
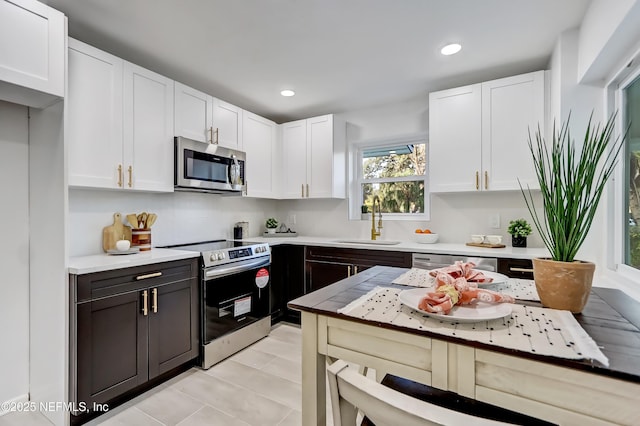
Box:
left=132, top=228, right=151, bottom=251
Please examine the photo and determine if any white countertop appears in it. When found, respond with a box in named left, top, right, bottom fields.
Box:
left=68, top=248, right=200, bottom=275
left=67, top=236, right=547, bottom=275
left=241, top=235, right=549, bottom=260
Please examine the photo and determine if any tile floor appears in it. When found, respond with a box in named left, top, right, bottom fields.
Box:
left=0, top=323, right=334, bottom=426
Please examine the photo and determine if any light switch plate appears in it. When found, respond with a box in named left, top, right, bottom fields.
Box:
left=489, top=213, right=500, bottom=229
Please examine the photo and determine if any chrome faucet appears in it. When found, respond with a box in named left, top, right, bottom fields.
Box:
left=371, top=195, right=383, bottom=240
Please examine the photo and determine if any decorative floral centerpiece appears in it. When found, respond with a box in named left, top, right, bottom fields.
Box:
left=507, top=219, right=532, bottom=247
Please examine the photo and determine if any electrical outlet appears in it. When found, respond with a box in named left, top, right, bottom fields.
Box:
left=489, top=213, right=501, bottom=229
left=288, top=214, right=297, bottom=225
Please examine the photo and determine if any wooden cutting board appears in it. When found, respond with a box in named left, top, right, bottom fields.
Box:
left=102, top=212, right=132, bottom=252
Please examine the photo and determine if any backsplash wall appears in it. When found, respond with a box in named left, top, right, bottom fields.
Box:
left=68, top=189, right=278, bottom=256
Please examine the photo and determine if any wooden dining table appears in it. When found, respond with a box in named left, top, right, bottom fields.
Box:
left=288, top=266, right=640, bottom=426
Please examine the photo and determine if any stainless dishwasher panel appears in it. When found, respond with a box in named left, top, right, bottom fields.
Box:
left=412, top=253, right=497, bottom=272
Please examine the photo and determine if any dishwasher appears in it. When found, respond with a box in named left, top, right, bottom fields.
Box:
left=412, top=253, right=497, bottom=272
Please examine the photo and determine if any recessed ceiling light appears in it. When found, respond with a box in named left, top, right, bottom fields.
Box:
left=441, top=43, right=462, bottom=56
left=280, top=89, right=295, bottom=97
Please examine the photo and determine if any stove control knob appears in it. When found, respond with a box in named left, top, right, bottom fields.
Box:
left=210, top=253, right=219, bottom=262
left=219, top=252, right=226, bottom=260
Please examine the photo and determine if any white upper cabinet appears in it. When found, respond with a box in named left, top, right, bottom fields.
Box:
left=242, top=111, right=278, bottom=198
left=174, top=82, right=212, bottom=143
left=281, top=120, right=308, bottom=198
left=0, top=0, right=65, bottom=108
left=280, top=114, right=345, bottom=199
left=429, top=70, right=545, bottom=193
left=123, top=62, right=174, bottom=192
left=174, top=82, right=242, bottom=149
left=67, top=39, right=124, bottom=189
left=67, top=39, right=174, bottom=192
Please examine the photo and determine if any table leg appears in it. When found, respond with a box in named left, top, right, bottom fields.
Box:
left=301, top=311, right=326, bottom=425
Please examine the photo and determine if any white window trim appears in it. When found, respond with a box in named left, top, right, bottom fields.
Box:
left=604, top=52, right=640, bottom=289
left=348, top=133, right=429, bottom=221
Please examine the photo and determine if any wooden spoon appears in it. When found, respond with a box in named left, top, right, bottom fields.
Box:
left=126, top=214, right=139, bottom=229
left=146, top=213, right=157, bottom=228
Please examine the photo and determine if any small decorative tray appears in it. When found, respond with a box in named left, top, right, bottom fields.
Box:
left=465, top=242, right=506, bottom=248
left=106, top=247, right=141, bottom=255
left=263, top=232, right=298, bottom=238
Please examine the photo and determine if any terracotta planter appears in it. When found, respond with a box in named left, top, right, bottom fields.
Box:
left=532, top=258, right=595, bottom=313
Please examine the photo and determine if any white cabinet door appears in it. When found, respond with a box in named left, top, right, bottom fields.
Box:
left=174, top=82, right=212, bottom=143
left=242, top=111, right=277, bottom=198
left=67, top=39, right=124, bottom=189
left=0, top=0, right=65, bottom=107
left=482, top=71, right=544, bottom=191
left=213, top=98, right=242, bottom=150
left=307, top=115, right=336, bottom=198
left=281, top=120, right=307, bottom=198
left=429, top=84, right=482, bottom=192
left=123, top=62, right=174, bottom=192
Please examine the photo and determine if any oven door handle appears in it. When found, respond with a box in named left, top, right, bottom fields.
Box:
left=204, top=257, right=270, bottom=280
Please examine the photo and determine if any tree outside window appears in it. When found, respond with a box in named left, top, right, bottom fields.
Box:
left=360, top=143, right=426, bottom=214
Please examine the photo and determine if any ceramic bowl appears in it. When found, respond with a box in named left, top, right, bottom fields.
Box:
left=487, top=235, right=503, bottom=244
left=470, top=234, right=485, bottom=244
left=414, top=233, right=439, bottom=244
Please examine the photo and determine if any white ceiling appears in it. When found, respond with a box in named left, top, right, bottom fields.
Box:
left=44, top=0, right=591, bottom=123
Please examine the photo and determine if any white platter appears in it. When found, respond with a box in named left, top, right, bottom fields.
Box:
left=428, top=269, right=509, bottom=286
left=397, top=288, right=512, bottom=323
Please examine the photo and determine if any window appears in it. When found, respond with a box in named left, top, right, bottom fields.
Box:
left=624, top=75, right=640, bottom=269
left=607, top=57, right=640, bottom=286
left=350, top=134, right=428, bottom=220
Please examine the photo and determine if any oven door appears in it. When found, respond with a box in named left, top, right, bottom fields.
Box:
left=202, top=257, right=270, bottom=344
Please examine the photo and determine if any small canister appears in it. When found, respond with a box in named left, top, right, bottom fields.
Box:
left=236, top=221, right=248, bottom=239
left=132, top=228, right=151, bottom=251
left=233, top=225, right=243, bottom=239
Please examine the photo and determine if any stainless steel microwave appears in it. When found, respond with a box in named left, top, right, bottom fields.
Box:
left=174, top=137, right=245, bottom=194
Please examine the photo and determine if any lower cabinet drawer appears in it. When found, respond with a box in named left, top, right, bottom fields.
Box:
left=497, top=258, right=534, bottom=279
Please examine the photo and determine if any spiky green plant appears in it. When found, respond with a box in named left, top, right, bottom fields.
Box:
left=520, top=113, right=625, bottom=262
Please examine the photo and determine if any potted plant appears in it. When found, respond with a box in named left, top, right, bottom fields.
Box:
left=265, top=217, right=278, bottom=234
left=361, top=204, right=369, bottom=220
left=520, top=113, right=625, bottom=312
left=507, top=219, right=532, bottom=247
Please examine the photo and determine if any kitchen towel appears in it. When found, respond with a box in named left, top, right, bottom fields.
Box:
left=392, top=267, right=540, bottom=301
left=337, top=286, right=608, bottom=366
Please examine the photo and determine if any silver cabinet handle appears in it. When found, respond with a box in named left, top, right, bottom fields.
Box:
left=485, top=171, right=488, bottom=190
left=117, top=164, right=123, bottom=187
left=306, top=184, right=309, bottom=198
left=353, top=266, right=358, bottom=274
left=136, top=272, right=162, bottom=280
left=347, top=265, right=352, bottom=277
left=301, top=183, right=304, bottom=198
left=475, top=171, right=479, bottom=190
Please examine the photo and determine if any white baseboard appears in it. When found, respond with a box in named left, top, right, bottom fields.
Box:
left=0, top=394, right=29, bottom=417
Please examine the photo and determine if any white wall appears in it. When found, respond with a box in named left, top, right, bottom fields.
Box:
left=0, top=101, right=30, bottom=410
left=277, top=98, right=545, bottom=248
left=69, top=189, right=279, bottom=256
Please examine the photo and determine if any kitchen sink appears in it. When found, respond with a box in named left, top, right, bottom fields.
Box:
left=332, top=239, right=401, bottom=245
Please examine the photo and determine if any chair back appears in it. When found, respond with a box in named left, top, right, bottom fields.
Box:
left=327, top=360, right=514, bottom=426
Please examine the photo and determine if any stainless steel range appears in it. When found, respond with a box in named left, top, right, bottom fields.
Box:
left=165, top=240, right=271, bottom=369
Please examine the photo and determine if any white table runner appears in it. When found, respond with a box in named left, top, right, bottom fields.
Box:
left=392, top=268, right=540, bottom=301
left=338, top=286, right=608, bottom=366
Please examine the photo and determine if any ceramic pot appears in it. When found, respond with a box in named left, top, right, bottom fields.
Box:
left=512, top=236, right=527, bottom=247
left=267, top=228, right=276, bottom=234
left=532, top=258, right=595, bottom=313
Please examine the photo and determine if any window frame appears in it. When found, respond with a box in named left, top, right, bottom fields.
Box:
left=605, top=55, right=640, bottom=286
left=348, top=133, right=429, bottom=221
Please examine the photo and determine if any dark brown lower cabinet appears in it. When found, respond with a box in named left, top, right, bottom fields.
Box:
left=71, top=258, right=199, bottom=417
left=305, top=246, right=412, bottom=292
left=498, top=257, right=534, bottom=279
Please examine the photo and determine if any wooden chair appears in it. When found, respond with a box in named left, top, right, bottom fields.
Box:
left=327, top=360, right=515, bottom=426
